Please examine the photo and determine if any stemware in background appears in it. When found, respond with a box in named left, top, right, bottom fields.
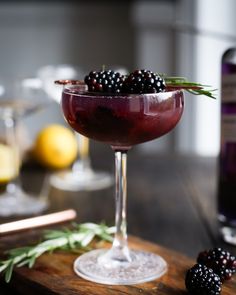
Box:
left=0, top=78, right=48, bottom=217
left=37, top=64, right=113, bottom=191
left=61, top=84, right=184, bottom=285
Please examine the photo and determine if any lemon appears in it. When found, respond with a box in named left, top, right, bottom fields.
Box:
left=0, top=144, right=19, bottom=184
left=33, top=124, right=78, bottom=169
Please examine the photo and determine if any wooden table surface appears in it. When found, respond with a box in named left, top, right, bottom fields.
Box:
left=0, top=145, right=236, bottom=294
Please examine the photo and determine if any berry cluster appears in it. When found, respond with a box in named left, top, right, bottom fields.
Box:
left=123, top=69, right=165, bottom=94
left=84, top=70, right=125, bottom=93
left=84, top=69, right=166, bottom=94
left=197, top=248, right=236, bottom=281
left=186, top=264, right=222, bottom=295
left=185, top=248, right=236, bottom=295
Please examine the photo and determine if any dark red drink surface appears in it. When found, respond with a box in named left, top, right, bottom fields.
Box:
left=62, top=87, right=184, bottom=150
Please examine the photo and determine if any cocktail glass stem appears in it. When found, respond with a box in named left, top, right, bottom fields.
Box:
left=72, top=134, right=91, bottom=174
left=96, top=150, right=132, bottom=266
left=4, top=115, right=22, bottom=198
left=110, top=151, right=131, bottom=262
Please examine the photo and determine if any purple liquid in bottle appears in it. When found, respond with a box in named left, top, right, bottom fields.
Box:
left=218, top=49, right=236, bottom=241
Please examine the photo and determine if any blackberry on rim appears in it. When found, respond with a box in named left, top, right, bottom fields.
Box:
left=84, top=70, right=125, bottom=93
left=122, top=69, right=166, bottom=94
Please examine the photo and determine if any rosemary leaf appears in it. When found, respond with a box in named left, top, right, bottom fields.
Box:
left=159, top=74, right=217, bottom=99
left=0, top=222, right=115, bottom=283
left=17, top=259, right=31, bottom=268
left=0, top=263, right=8, bottom=273
left=6, top=247, right=31, bottom=257
left=29, top=255, right=37, bottom=268
left=80, top=232, right=95, bottom=247
left=5, top=261, right=14, bottom=283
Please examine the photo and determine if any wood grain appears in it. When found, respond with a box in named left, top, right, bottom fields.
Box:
left=1, top=235, right=235, bottom=295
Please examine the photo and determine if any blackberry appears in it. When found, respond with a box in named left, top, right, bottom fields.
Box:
left=185, top=264, right=222, bottom=295
left=197, top=247, right=236, bottom=281
left=122, top=69, right=165, bottom=94
left=84, top=70, right=125, bottom=93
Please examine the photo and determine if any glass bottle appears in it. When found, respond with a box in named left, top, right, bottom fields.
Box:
left=218, top=48, right=236, bottom=245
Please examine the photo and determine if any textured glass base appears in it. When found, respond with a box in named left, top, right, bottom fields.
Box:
left=0, top=192, right=48, bottom=217
left=74, top=249, right=167, bottom=285
left=50, top=170, right=113, bottom=191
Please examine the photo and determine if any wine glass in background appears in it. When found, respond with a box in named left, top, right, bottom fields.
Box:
left=61, top=84, right=184, bottom=285
left=37, top=64, right=113, bottom=191
left=0, top=78, right=48, bottom=216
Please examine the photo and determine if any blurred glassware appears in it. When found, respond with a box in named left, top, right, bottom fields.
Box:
left=37, top=65, right=78, bottom=104
left=37, top=64, right=113, bottom=191
left=0, top=78, right=48, bottom=216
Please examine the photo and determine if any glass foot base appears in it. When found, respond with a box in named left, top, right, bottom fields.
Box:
left=0, top=193, right=48, bottom=217
left=50, top=170, right=113, bottom=191
left=74, top=249, right=167, bottom=285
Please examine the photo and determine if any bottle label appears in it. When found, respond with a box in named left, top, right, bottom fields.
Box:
left=222, top=74, right=236, bottom=102
left=221, top=114, right=236, bottom=142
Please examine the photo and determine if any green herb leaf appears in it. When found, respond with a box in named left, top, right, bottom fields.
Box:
left=28, top=254, right=37, bottom=268
left=160, top=74, right=217, bottom=99
left=5, top=261, right=14, bottom=283
left=0, top=222, right=115, bottom=283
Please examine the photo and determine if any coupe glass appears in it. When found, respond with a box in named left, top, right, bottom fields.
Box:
left=0, top=79, right=48, bottom=216
left=61, top=84, right=184, bottom=285
left=38, top=65, right=113, bottom=191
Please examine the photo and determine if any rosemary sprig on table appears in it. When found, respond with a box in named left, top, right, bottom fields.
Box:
left=0, top=222, right=115, bottom=283
left=162, top=76, right=217, bottom=99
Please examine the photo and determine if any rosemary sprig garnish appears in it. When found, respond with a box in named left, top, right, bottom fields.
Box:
left=56, top=72, right=217, bottom=99
left=0, top=222, right=115, bottom=283
left=161, top=75, right=217, bottom=99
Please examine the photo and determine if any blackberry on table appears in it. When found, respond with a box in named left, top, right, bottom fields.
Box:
left=197, top=247, right=236, bottom=281
left=122, top=69, right=165, bottom=94
left=185, top=264, right=222, bottom=295
left=84, top=70, right=125, bottom=93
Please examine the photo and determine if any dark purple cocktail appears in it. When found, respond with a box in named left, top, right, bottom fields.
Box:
left=62, top=88, right=184, bottom=150
left=61, top=85, right=184, bottom=285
